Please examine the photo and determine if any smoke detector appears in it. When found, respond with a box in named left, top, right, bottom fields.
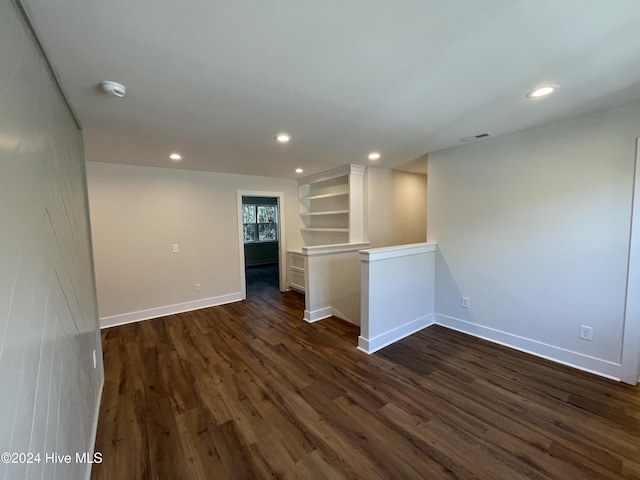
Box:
left=100, top=81, right=126, bottom=98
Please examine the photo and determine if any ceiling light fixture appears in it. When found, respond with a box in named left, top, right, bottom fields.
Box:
left=169, top=153, right=182, bottom=161
left=526, top=85, right=558, bottom=98
left=368, top=152, right=381, bottom=160
left=295, top=168, right=304, bottom=173
left=275, top=133, right=291, bottom=143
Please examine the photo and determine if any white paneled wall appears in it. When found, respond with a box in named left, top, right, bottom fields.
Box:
left=0, top=1, right=103, bottom=479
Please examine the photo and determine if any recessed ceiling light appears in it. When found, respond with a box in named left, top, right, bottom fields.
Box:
left=368, top=152, right=381, bottom=160
left=526, top=85, right=558, bottom=98
left=275, top=133, right=291, bottom=143
left=295, top=168, right=304, bottom=173
left=169, top=153, right=182, bottom=161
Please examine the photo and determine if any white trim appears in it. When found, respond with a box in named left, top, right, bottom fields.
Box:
left=620, top=138, right=640, bottom=384
left=358, top=314, right=434, bottom=354
left=304, top=306, right=333, bottom=323
left=303, top=306, right=356, bottom=324
left=237, top=190, right=287, bottom=295
left=359, top=242, right=437, bottom=262
left=297, top=163, right=366, bottom=185
left=99, top=292, right=243, bottom=328
left=434, top=314, right=622, bottom=382
left=302, top=242, right=369, bottom=256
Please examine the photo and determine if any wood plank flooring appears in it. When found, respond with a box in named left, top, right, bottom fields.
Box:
left=91, top=266, right=640, bottom=479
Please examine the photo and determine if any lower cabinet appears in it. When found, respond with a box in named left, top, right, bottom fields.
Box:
left=288, top=251, right=305, bottom=293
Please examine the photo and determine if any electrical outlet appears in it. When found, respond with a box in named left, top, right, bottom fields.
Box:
left=579, top=325, right=594, bottom=341
left=194, top=283, right=201, bottom=292
left=172, top=243, right=179, bottom=253
left=461, top=297, right=470, bottom=308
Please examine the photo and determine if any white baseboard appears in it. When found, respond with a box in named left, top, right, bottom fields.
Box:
left=434, top=314, right=622, bottom=382
left=304, top=306, right=333, bottom=323
left=99, top=292, right=244, bottom=329
left=358, top=314, right=434, bottom=354
left=304, top=306, right=359, bottom=325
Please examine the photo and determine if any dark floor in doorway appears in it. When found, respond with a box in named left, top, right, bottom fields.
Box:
left=246, top=263, right=279, bottom=294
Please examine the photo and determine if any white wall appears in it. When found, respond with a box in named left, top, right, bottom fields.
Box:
left=427, top=101, right=640, bottom=381
left=366, top=167, right=427, bottom=248
left=302, top=243, right=368, bottom=325
left=86, top=162, right=299, bottom=326
left=359, top=243, right=436, bottom=353
left=0, top=2, right=103, bottom=479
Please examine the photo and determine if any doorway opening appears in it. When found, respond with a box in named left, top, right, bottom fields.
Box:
left=237, top=191, right=286, bottom=299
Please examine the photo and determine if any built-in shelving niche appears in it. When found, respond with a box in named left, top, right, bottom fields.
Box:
left=287, top=164, right=367, bottom=293
left=297, top=164, right=365, bottom=247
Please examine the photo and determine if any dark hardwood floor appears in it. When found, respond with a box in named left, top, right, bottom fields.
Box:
left=91, top=266, right=640, bottom=479
left=245, top=263, right=279, bottom=292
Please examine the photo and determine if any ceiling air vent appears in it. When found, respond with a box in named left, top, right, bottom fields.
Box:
left=459, top=132, right=493, bottom=142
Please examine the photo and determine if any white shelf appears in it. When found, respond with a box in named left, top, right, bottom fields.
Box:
left=300, top=210, right=349, bottom=216
left=297, top=164, right=365, bottom=247
left=301, top=192, right=348, bottom=201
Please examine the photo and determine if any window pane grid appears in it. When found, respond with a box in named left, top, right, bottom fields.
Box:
left=243, top=203, right=278, bottom=243
left=258, top=223, right=277, bottom=241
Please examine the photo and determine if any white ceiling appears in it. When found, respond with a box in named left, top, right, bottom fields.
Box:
left=20, top=0, right=640, bottom=179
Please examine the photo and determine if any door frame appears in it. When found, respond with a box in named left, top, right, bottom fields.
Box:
left=621, top=138, right=640, bottom=384
left=237, top=190, right=287, bottom=299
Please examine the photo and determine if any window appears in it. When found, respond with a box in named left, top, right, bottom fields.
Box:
left=243, top=204, right=278, bottom=243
